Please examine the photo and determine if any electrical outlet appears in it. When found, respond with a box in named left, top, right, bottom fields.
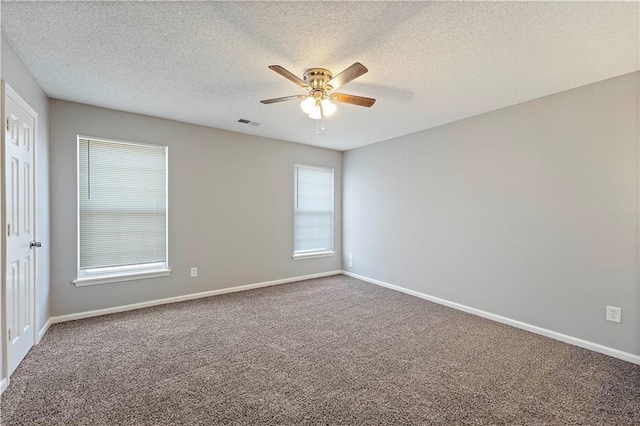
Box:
left=190, top=267, right=198, bottom=278
left=348, top=253, right=353, bottom=268
left=606, top=306, right=621, bottom=323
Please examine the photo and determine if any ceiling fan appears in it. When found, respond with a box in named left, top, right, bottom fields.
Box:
left=260, top=62, right=376, bottom=121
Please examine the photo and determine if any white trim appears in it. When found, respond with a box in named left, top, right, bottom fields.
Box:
left=342, top=271, right=640, bottom=365
left=37, top=317, right=52, bottom=343
left=292, top=251, right=335, bottom=260
left=77, top=134, right=164, bottom=150
left=52, top=270, right=342, bottom=324
left=73, top=268, right=172, bottom=287
left=637, top=68, right=640, bottom=363
left=0, top=82, right=6, bottom=399
left=4, top=83, right=38, bottom=118
left=294, top=163, right=334, bottom=171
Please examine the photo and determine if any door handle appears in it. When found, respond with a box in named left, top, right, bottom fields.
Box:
left=30, top=241, right=42, bottom=249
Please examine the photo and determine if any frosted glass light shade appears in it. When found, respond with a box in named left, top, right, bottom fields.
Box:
left=300, top=97, right=315, bottom=114
left=321, top=99, right=336, bottom=116
left=308, top=106, right=322, bottom=120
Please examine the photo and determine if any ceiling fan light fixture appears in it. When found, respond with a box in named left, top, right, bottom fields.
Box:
left=303, top=98, right=336, bottom=120
left=263, top=63, right=374, bottom=125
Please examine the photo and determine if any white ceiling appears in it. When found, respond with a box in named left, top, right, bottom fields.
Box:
left=2, top=1, right=638, bottom=151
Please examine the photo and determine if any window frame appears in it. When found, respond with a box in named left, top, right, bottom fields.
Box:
left=292, top=163, right=335, bottom=260
left=73, top=135, right=171, bottom=286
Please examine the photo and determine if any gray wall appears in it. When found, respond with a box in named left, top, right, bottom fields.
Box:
left=50, top=100, right=342, bottom=316
left=1, top=35, right=51, bottom=333
left=343, top=72, right=640, bottom=356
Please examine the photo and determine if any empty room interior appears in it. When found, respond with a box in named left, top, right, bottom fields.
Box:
left=1, top=1, right=639, bottom=424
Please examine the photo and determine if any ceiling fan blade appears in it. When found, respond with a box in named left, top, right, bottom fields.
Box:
left=326, top=63, right=368, bottom=90
left=260, top=95, right=305, bottom=104
left=268, top=65, right=309, bottom=88
left=329, top=93, right=376, bottom=107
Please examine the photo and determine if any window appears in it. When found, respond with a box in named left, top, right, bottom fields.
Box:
left=293, top=164, right=334, bottom=259
left=74, top=136, right=169, bottom=285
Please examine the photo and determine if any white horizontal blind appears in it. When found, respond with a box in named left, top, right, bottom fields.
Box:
left=78, top=138, right=167, bottom=271
left=294, top=165, right=334, bottom=253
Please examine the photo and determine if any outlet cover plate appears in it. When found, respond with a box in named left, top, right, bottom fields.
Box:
left=606, top=306, right=621, bottom=323
left=190, top=267, right=198, bottom=278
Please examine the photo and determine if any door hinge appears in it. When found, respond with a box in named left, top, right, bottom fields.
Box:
left=6, top=118, right=10, bottom=132
left=8, top=328, right=11, bottom=341
left=7, top=223, right=10, bottom=237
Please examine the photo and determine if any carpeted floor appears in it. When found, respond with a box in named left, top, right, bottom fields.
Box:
left=1, top=275, right=639, bottom=425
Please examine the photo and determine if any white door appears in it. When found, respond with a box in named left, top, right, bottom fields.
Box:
left=3, top=83, right=37, bottom=377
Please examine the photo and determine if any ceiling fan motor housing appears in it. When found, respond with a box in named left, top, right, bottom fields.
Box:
left=303, top=68, right=333, bottom=90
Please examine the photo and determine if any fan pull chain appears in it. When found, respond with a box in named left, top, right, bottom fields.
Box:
left=316, top=102, right=326, bottom=134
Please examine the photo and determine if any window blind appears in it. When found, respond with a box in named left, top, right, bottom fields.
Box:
left=78, top=138, right=167, bottom=271
left=294, top=165, right=334, bottom=253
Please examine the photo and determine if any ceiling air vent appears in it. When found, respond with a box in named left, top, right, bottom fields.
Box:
left=237, top=118, right=261, bottom=126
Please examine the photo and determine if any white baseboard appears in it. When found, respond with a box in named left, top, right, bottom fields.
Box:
left=342, top=271, right=640, bottom=365
left=50, top=270, right=342, bottom=324
left=37, top=317, right=52, bottom=343
left=0, top=377, right=7, bottom=395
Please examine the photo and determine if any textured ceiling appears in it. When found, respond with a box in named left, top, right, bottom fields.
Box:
left=2, top=1, right=638, bottom=151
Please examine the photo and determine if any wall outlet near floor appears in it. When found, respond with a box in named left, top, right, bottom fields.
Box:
left=190, top=267, right=198, bottom=278
left=348, top=253, right=353, bottom=268
left=606, top=306, right=621, bottom=323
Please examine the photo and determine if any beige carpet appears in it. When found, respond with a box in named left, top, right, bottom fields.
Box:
left=1, top=274, right=639, bottom=425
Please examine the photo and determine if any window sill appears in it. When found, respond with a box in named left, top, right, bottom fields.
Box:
left=73, top=269, right=172, bottom=287
left=292, top=251, right=335, bottom=260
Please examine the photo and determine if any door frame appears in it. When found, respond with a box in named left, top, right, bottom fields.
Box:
left=0, top=81, right=39, bottom=393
